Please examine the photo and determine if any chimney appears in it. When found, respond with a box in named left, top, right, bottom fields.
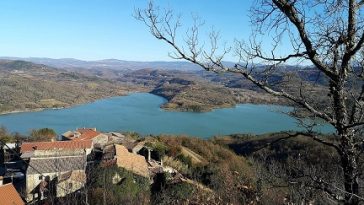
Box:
left=74, top=132, right=81, bottom=138
left=0, top=176, right=3, bottom=186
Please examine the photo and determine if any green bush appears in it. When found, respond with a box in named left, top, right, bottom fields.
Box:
left=89, top=165, right=150, bottom=205
left=152, top=182, right=195, bottom=205
left=176, top=154, right=193, bottom=167
left=29, top=128, right=57, bottom=141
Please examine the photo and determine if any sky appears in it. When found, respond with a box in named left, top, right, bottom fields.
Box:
left=0, top=0, right=254, bottom=61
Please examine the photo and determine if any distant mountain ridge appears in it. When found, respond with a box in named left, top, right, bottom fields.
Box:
left=0, top=56, right=313, bottom=72
left=0, top=57, right=204, bottom=71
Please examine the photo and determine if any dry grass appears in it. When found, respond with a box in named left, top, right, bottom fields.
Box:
left=0, top=61, right=130, bottom=113
left=180, top=146, right=204, bottom=164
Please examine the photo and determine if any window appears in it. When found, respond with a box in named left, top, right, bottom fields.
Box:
left=68, top=183, right=73, bottom=189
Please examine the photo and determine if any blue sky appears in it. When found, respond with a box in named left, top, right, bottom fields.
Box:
left=0, top=0, right=254, bottom=61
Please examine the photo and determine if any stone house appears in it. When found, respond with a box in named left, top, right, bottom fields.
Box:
left=1, top=143, right=20, bottom=163
left=25, top=154, right=86, bottom=202
left=20, top=140, right=93, bottom=159
left=20, top=141, right=91, bottom=202
left=62, top=128, right=108, bottom=148
left=115, top=144, right=150, bottom=178
left=56, top=170, right=86, bottom=198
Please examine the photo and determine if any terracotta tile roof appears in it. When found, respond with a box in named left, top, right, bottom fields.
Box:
left=0, top=183, right=24, bottom=205
left=77, top=129, right=101, bottom=140
left=115, top=144, right=149, bottom=178
left=64, top=128, right=101, bottom=141
left=20, top=140, right=92, bottom=153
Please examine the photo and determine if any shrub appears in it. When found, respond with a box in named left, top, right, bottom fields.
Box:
left=29, top=128, right=57, bottom=141
left=89, top=165, right=150, bottom=205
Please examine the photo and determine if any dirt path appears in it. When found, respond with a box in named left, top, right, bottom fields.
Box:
left=181, top=146, right=205, bottom=164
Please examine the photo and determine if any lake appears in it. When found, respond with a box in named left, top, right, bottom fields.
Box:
left=0, top=93, right=334, bottom=138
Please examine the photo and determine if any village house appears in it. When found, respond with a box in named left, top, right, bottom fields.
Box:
left=111, top=137, right=177, bottom=181
left=1, top=142, right=20, bottom=163
left=20, top=140, right=91, bottom=202
left=113, top=140, right=174, bottom=178
left=0, top=183, right=25, bottom=205
left=105, top=132, right=126, bottom=144
left=25, top=154, right=87, bottom=202
left=114, top=144, right=150, bottom=178
left=57, top=170, right=86, bottom=197
left=20, top=140, right=93, bottom=160
left=62, top=128, right=108, bottom=148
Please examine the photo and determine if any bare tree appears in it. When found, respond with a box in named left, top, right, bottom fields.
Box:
left=136, top=1, right=364, bottom=204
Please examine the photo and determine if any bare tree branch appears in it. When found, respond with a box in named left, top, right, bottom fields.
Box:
left=136, top=1, right=364, bottom=204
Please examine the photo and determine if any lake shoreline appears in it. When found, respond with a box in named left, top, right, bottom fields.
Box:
left=0, top=92, right=134, bottom=116
left=150, top=88, right=291, bottom=113
left=0, top=107, right=63, bottom=116
left=0, top=93, right=334, bottom=137
left=1, top=90, right=287, bottom=116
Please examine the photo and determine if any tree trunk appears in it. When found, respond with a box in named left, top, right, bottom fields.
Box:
left=332, top=79, right=360, bottom=205
left=340, top=133, right=360, bottom=205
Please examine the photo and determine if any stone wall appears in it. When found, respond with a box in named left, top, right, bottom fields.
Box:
left=26, top=172, right=56, bottom=202
left=57, top=170, right=86, bottom=197
left=93, top=134, right=109, bottom=148
left=26, top=170, right=86, bottom=202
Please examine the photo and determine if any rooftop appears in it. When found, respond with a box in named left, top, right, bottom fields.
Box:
left=0, top=183, right=24, bottom=205
left=115, top=144, right=149, bottom=178
left=21, top=140, right=92, bottom=153
left=27, top=155, right=86, bottom=174
left=63, top=128, right=101, bottom=141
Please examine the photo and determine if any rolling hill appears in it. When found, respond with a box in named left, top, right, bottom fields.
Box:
left=0, top=60, right=134, bottom=114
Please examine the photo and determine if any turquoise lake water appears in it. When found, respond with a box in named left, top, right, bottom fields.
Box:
left=0, top=93, right=334, bottom=138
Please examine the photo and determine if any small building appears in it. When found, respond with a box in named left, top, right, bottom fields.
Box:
left=20, top=141, right=91, bottom=202
left=0, top=183, right=25, bottom=205
left=115, top=144, right=149, bottom=178
left=20, top=140, right=93, bottom=159
left=25, top=155, right=87, bottom=202
left=1, top=142, right=20, bottom=164
left=105, top=132, right=126, bottom=144
left=57, top=170, right=86, bottom=198
left=62, top=128, right=108, bottom=148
